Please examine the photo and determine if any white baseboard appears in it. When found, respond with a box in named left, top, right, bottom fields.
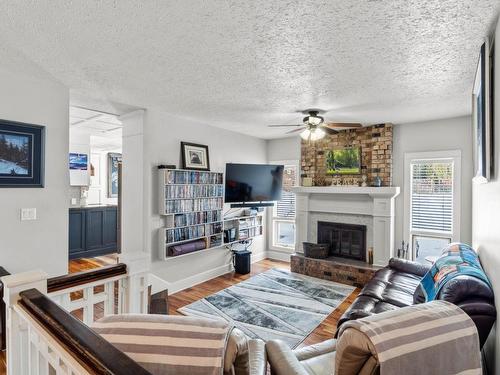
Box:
left=166, top=263, right=233, bottom=294
left=151, top=251, right=289, bottom=296
left=266, top=250, right=292, bottom=262
left=251, top=251, right=267, bottom=263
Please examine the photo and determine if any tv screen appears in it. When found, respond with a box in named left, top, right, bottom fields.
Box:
left=225, top=163, right=284, bottom=203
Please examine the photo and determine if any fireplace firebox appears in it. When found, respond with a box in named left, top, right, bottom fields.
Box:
left=317, top=221, right=367, bottom=262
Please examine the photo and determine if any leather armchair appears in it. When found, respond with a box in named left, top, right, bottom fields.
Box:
left=266, top=333, right=379, bottom=375
left=224, top=328, right=267, bottom=375
left=266, top=339, right=336, bottom=375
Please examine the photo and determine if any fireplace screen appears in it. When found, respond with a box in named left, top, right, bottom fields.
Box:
left=317, top=221, right=367, bottom=261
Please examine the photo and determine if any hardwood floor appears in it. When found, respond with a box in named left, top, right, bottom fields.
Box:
left=168, top=258, right=360, bottom=348
left=0, top=257, right=358, bottom=373
left=68, top=253, right=119, bottom=273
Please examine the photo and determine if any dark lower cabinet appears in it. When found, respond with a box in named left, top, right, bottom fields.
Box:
left=69, top=206, right=118, bottom=260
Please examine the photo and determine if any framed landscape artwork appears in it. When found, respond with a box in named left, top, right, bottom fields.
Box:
left=181, top=142, right=210, bottom=171
left=108, top=153, right=122, bottom=198
left=326, top=147, right=361, bottom=175
left=0, top=119, right=44, bottom=187
left=472, top=39, right=493, bottom=183
left=69, top=153, right=88, bottom=170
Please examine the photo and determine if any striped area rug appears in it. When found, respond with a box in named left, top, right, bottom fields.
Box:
left=179, top=268, right=355, bottom=348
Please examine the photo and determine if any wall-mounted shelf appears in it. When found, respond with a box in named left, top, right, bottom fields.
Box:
left=158, top=169, right=224, bottom=260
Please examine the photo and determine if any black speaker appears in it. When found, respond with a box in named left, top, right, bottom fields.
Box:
left=233, top=250, right=252, bottom=274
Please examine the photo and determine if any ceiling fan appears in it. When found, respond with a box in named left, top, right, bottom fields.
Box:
left=268, top=110, right=362, bottom=141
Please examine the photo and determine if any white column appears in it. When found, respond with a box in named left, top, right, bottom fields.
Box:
left=371, top=195, right=397, bottom=266
left=119, top=109, right=146, bottom=256
left=294, top=193, right=310, bottom=254
left=120, top=252, right=149, bottom=314
left=2, top=270, right=48, bottom=375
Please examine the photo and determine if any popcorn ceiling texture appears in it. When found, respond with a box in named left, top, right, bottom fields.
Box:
left=301, top=124, right=393, bottom=187
left=0, top=1, right=498, bottom=138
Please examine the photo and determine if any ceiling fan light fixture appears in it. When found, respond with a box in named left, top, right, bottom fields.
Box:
left=310, top=127, right=326, bottom=141
left=309, top=116, right=323, bottom=126
left=300, top=128, right=311, bottom=140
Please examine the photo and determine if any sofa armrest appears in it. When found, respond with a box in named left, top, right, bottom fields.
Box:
left=248, top=339, right=267, bottom=375
left=389, top=258, right=431, bottom=277
left=293, top=339, right=336, bottom=361
left=266, top=340, right=309, bottom=375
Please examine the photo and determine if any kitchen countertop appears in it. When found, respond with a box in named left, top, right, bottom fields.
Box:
left=70, top=204, right=117, bottom=210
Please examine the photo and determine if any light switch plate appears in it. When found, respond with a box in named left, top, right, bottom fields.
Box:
left=21, top=208, right=37, bottom=221
left=71, top=198, right=77, bottom=205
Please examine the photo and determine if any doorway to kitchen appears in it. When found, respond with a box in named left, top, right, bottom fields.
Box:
left=68, top=106, right=123, bottom=272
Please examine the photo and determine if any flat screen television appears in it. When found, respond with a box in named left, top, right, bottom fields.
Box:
left=225, top=163, right=284, bottom=204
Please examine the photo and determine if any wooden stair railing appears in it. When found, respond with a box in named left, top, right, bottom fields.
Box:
left=19, top=288, right=152, bottom=375
left=47, top=263, right=127, bottom=293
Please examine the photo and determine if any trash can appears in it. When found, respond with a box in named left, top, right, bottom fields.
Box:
left=233, top=250, right=252, bottom=275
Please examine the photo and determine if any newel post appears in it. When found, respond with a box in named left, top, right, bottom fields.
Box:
left=1, top=270, right=48, bottom=375
left=121, top=253, right=149, bottom=314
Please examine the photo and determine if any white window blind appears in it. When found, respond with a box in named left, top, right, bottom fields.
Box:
left=410, top=160, right=453, bottom=233
left=276, top=165, right=297, bottom=218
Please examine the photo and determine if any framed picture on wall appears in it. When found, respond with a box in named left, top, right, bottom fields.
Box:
left=181, top=142, right=210, bottom=171
left=0, top=119, right=45, bottom=187
left=108, top=153, right=122, bottom=198
left=472, top=39, right=493, bottom=183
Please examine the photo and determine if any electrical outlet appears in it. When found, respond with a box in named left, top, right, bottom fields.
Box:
left=21, top=208, right=37, bottom=221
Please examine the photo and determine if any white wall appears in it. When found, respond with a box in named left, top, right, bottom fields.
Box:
left=0, top=66, right=69, bottom=277
left=393, top=116, right=473, bottom=246
left=143, top=109, right=268, bottom=292
left=472, top=17, right=500, bottom=375
left=266, top=137, right=301, bottom=162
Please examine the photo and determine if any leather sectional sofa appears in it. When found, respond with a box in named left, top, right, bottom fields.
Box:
left=336, top=258, right=496, bottom=347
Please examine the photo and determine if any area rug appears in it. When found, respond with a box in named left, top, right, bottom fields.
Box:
left=178, top=268, right=355, bottom=348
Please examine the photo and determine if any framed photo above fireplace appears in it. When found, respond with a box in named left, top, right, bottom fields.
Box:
left=0, top=119, right=45, bottom=187
left=326, top=147, right=361, bottom=175
left=181, top=142, right=210, bottom=171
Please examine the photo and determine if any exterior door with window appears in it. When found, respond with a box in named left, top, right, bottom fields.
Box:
left=404, top=151, right=461, bottom=264
left=271, top=163, right=298, bottom=251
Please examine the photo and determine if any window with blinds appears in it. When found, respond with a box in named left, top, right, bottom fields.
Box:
left=410, top=160, right=453, bottom=233
left=276, top=165, right=297, bottom=218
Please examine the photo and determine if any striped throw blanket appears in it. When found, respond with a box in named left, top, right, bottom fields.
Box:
left=92, top=314, right=232, bottom=375
left=337, top=301, right=481, bottom=375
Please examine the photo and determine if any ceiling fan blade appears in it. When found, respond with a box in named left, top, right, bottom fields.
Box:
left=322, top=127, right=338, bottom=135
left=323, top=123, right=362, bottom=129
left=286, top=127, right=306, bottom=134
left=268, top=124, right=303, bottom=127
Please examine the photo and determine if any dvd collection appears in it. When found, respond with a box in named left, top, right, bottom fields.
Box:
left=166, top=184, right=223, bottom=199
left=165, top=197, right=223, bottom=214
left=165, top=170, right=223, bottom=185
left=166, top=222, right=223, bottom=243
left=174, top=210, right=221, bottom=227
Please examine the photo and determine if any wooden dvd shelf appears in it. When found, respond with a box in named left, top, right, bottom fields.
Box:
left=158, top=169, right=224, bottom=260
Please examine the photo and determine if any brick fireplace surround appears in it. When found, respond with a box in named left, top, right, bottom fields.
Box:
left=290, top=186, right=400, bottom=286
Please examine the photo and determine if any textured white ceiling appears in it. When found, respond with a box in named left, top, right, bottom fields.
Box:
left=0, top=1, right=498, bottom=139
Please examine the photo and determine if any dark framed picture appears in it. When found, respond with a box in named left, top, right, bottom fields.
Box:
left=472, top=39, right=493, bottom=183
left=108, top=153, right=122, bottom=198
left=0, top=119, right=44, bottom=187
left=181, top=142, right=210, bottom=171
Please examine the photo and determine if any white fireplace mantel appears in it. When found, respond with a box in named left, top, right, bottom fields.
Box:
left=291, top=186, right=400, bottom=266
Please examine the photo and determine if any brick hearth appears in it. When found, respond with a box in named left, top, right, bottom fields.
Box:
left=291, top=253, right=381, bottom=288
